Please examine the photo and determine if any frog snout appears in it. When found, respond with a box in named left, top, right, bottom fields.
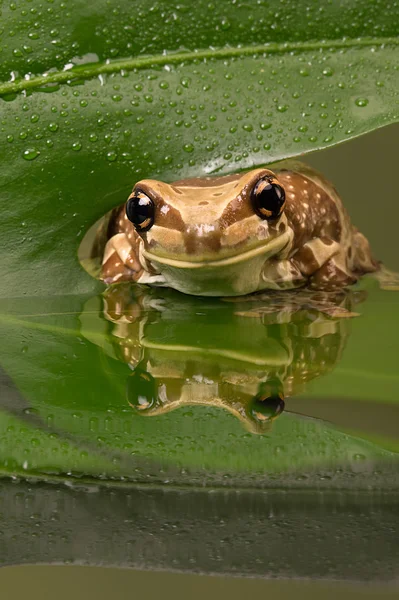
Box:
left=184, top=224, right=221, bottom=255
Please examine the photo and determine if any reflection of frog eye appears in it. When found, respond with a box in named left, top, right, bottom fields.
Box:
left=249, top=393, right=285, bottom=423
left=126, top=367, right=158, bottom=412
left=252, top=178, right=286, bottom=220
left=126, top=190, right=155, bottom=232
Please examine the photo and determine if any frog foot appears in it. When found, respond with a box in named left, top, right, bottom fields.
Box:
left=373, top=264, right=399, bottom=291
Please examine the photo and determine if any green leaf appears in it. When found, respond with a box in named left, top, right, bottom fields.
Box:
left=1, top=1, right=399, bottom=487
left=1, top=0, right=398, bottom=297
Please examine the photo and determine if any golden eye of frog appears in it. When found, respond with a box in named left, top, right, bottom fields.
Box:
left=99, top=161, right=378, bottom=296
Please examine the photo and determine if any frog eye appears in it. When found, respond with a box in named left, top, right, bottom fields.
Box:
left=126, top=190, right=155, bottom=232
left=252, top=177, right=286, bottom=220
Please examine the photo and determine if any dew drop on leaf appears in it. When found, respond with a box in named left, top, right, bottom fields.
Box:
left=355, top=97, right=369, bottom=107
left=22, top=148, right=40, bottom=161
left=106, top=150, right=118, bottom=161
left=322, top=67, right=334, bottom=77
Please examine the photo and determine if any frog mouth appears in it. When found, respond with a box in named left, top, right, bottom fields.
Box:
left=142, top=230, right=291, bottom=269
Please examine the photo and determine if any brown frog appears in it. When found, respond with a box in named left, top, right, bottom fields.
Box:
left=99, top=161, right=379, bottom=296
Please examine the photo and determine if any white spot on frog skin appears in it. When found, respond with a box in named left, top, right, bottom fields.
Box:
left=160, top=204, right=170, bottom=215
left=303, top=203, right=309, bottom=209
left=256, top=222, right=269, bottom=239
left=288, top=184, right=295, bottom=190
left=316, top=193, right=321, bottom=200
left=194, top=223, right=216, bottom=235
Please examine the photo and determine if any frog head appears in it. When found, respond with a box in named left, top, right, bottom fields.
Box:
left=126, top=168, right=291, bottom=296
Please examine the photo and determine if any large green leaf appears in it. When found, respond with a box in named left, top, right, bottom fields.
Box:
left=1, top=1, right=399, bottom=487
left=1, top=0, right=398, bottom=297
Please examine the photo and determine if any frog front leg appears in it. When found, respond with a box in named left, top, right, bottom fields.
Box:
left=261, top=237, right=354, bottom=290
left=102, top=232, right=144, bottom=284
left=293, top=237, right=356, bottom=290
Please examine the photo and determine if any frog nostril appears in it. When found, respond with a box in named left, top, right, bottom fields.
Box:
left=198, top=201, right=209, bottom=206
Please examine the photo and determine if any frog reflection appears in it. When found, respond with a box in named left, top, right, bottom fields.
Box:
left=91, top=283, right=365, bottom=433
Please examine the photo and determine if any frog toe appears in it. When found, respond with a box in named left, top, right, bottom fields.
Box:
left=373, top=265, right=399, bottom=291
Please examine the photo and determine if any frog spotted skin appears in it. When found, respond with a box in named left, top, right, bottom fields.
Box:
left=100, top=161, right=378, bottom=297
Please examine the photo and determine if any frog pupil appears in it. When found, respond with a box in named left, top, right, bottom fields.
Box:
left=126, top=193, right=155, bottom=231
left=252, top=178, right=285, bottom=220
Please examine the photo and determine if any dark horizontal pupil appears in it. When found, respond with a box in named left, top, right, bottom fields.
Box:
left=253, top=180, right=285, bottom=218
left=126, top=194, right=154, bottom=230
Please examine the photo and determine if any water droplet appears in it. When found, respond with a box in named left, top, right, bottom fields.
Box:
left=22, top=148, right=40, bottom=161
left=322, top=67, right=334, bottom=77
left=183, top=143, right=194, bottom=153
left=30, top=113, right=40, bottom=123
left=89, top=133, right=98, bottom=142
left=355, top=97, right=369, bottom=107
left=353, top=453, right=366, bottom=461
left=48, top=122, right=58, bottom=132
left=106, top=150, right=118, bottom=162
left=72, top=141, right=82, bottom=151
left=6, top=134, right=13, bottom=143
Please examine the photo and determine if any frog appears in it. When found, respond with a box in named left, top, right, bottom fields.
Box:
left=98, top=161, right=380, bottom=297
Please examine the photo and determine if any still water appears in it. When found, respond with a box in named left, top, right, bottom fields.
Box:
left=0, top=124, right=398, bottom=594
